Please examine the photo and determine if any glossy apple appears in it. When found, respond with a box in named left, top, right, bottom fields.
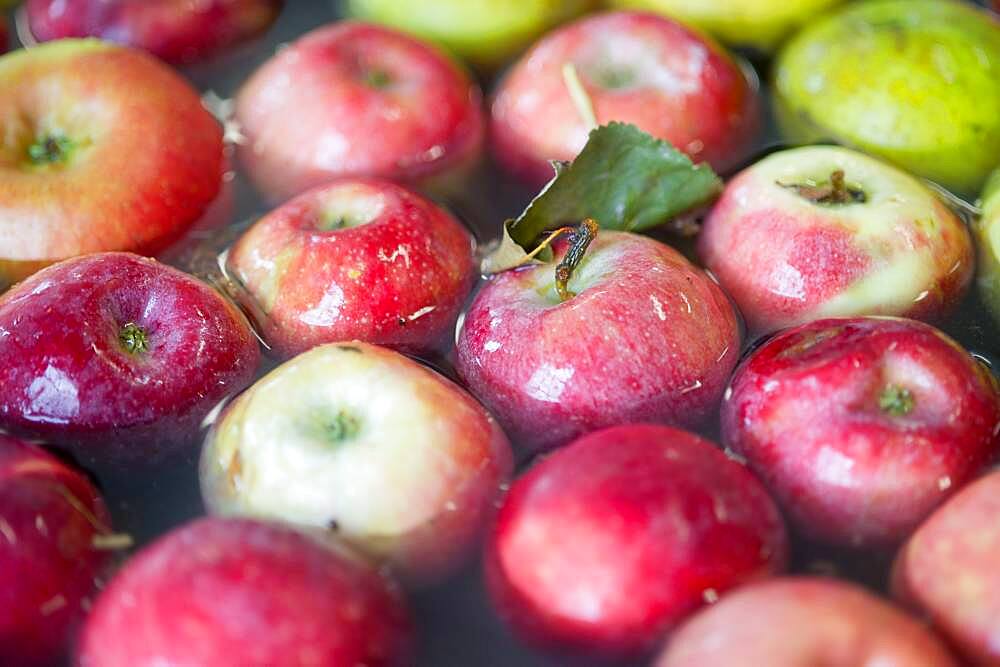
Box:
left=486, top=424, right=788, bottom=659
left=226, top=178, right=475, bottom=359
left=699, top=146, right=973, bottom=336
left=236, top=21, right=484, bottom=204
left=0, top=40, right=225, bottom=289
left=1, top=436, right=114, bottom=667
left=491, top=10, right=760, bottom=187
left=608, top=0, right=845, bottom=52
left=723, top=317, right=1000, bottom=548
left=201, top=342, right=513, bottom=585
left=0, top=253, right=260, bottom=466
left=456, top=230, right=740, bottom=453
left=975, top=168, right=1000, bottom=325
left=25, top=0, right=283, bottom=65
left=76, top=517, right=413, bottom=667
left=893, top=470, right=1000, bottom=666
left=656, top=577, right=957, bottom=667
left=774, top=0, right=1000, bottom=195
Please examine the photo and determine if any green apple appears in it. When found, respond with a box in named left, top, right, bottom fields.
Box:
left=775, top=0, right=1000, bottom=196
left=346, top=0, right=592, bottom=68
left=976, top=168, right=1000, bottom=325
left=608, top=0, right=845, bottom=52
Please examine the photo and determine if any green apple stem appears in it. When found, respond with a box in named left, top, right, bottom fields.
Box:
left=555, top=218, right=599, bottom=302
left=119, top=322, right=149, bottom=354
left=27, top=134, right=75, bottom=166
left=879, top=384, right=915, bottom=416
left=781, top=169, right=866, bottom=205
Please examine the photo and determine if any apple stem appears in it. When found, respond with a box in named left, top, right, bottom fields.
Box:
left=879, top=384, right=915, bottom=416
left=27, top=134, right=74, bottom=165
left=555, top=218, right=599, bottom=302
left=780, top=170, right=866, bottom=205
left=119, top=322, right=149, bottom=354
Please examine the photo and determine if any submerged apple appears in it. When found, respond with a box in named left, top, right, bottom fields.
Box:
left=975, top=168, right=1000, bottom=326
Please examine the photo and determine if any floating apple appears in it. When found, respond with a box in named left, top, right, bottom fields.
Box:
left=723, top=316, right=1000, bottom=548
left=656, top=577, right=958, bottom=667
left=491, top=11, right=760, bottom=186
left=699, top=146, right=974, bottom=336
left=0, top=436, right=115, bottom=667
left=486, top=424, right=788, bottom=659
left=0, top=40, right=225, bottom=288
left=346, top=0, right=592, bottom=69
left=25, top=0, right=284, bottom=65
left=774, top=0, right=1000, bottom=195
left=226, top=178, right=475, bottom=359
left=607, top=0, right=845, bottom=52
left=200, top=342, right=513, bottom=585
left=76, top=517, right=413, bottom=667
left=0, top=253, right=260, bottom=466
left=975, top=168, right=1000, bottom=326
left=235, top=21, right=484, bottom=204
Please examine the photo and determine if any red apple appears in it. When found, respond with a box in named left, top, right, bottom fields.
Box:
left=75, top=517, right=413, bottom=667
left=200, top=342, right=513, bottom=585
left=226, top=178, right=475, bottom=359
left=655, top=577, right=958, bottom=667
left=0, top=252, right=260, bottom=466
left=0, top=436, right=114, bottom=667
left=699, top=146, right=974, bottom=336
left=491, top=10, right=760, bottom=187
left=486, top=424, right=788, bottom=659
left=0, top=39, right=225, bottom=289
left=722, top=316, right=1000, bottom=548
left=235, top=21, right=484, bottom=203
left=893, top=469, right=1000, bottom=666
left=456, top=230, right=740, bottom=453
left=0, top=18, right=7, bottom=54
left=25, top=0, right=283, bottom=65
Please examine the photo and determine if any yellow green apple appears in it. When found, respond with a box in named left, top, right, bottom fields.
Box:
left=976, top=168, right=1000, bottom=325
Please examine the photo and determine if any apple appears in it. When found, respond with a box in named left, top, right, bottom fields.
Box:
left=655, top=577, right=958, bottom=667
left=24, top=0, right=284, bottom=65
left=235, top=21, right=484, bottom=204
left=490, top=10, right=760, bottom=187
left=893, top=469, right=1000, bottom=666
left=0, top=17, right=7, bottom=53
left=722, top=316, right=1000, bottom=549
left=606, top=0, right=846, bottom=53
left=1, top=436, right=115, bottom=667
left=0, top=39, right=225, bottom=289
left=699, top=145, right=974, bottom=336
left=975, top=168, right=1000, bottom=326
left=200, top=342, right=513, bottom=585
left=456, top=230, right=740, bottom=453
left=0, top=252, right=260, bottom=466
left=774, top=0, right=1000, bottom=195
left=485, top=424, right=788, bottom=659
left=75, top=517, right=413, bottom=667
left=225, top=178, right=475, bottom=359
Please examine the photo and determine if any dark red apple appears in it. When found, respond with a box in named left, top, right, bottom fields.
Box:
left=456, top=230, right=741, bottom=453
left=722, top=316, right=1000, bottom=548
left=0, top=18, right=7, bottom=54
left=226, top=178, right=475, bottom=359
left=893, top=469, right=1000, bottom=666
left=75, top=517, right=413, bottom=667
left=0, top=436, right=115, bottom=667
left=0, top=252, right=260, bottom=466
left=25, top=0, right=283, bottom=64
left=656, top=577, right=958, bottom=667
left=485, top=424, right=788, bottom=659
left=235, top=21, right=484, bottom=203
left=491, top=10, right=760, bottom=187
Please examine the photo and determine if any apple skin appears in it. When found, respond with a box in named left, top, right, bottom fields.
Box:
left=226, top=178, right=475, bottom=359
left=892, top=470, right=1000, bottom=667
left=456, top=230, right=741, bottom=453
left=0, top=252, right=260, bottom=466
left=699, top=146, right=974, bottom=337
left=491, top=10, right=760, bottom=187
left=75, top=517, right=413, bottom=667
left=0, top=18, right=6, bottom=54
left=0, top=436, right=114, bottom=667
left=722, top=316, right=1000, bottom=548
left=235, top=21, right=484, bottom=204
left=607, top=0, right=845, bottom=53
left=655, top=577, right=958, bottom=667
left=200, top=342, right=513, bottom=586
left=774, top=0, right=1000, bottom=196
left=25, top=0, right=283, bottom=65
left=975, top=168, right=1000, bottom=326
left=485, top=424, right=788, bottom=659
left=0, top=39, right=225, bottom=289
left=346, top=0, right=592, bottom=69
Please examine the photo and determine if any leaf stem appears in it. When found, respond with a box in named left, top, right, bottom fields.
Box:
left=555, top=218, right=599, bottom=302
